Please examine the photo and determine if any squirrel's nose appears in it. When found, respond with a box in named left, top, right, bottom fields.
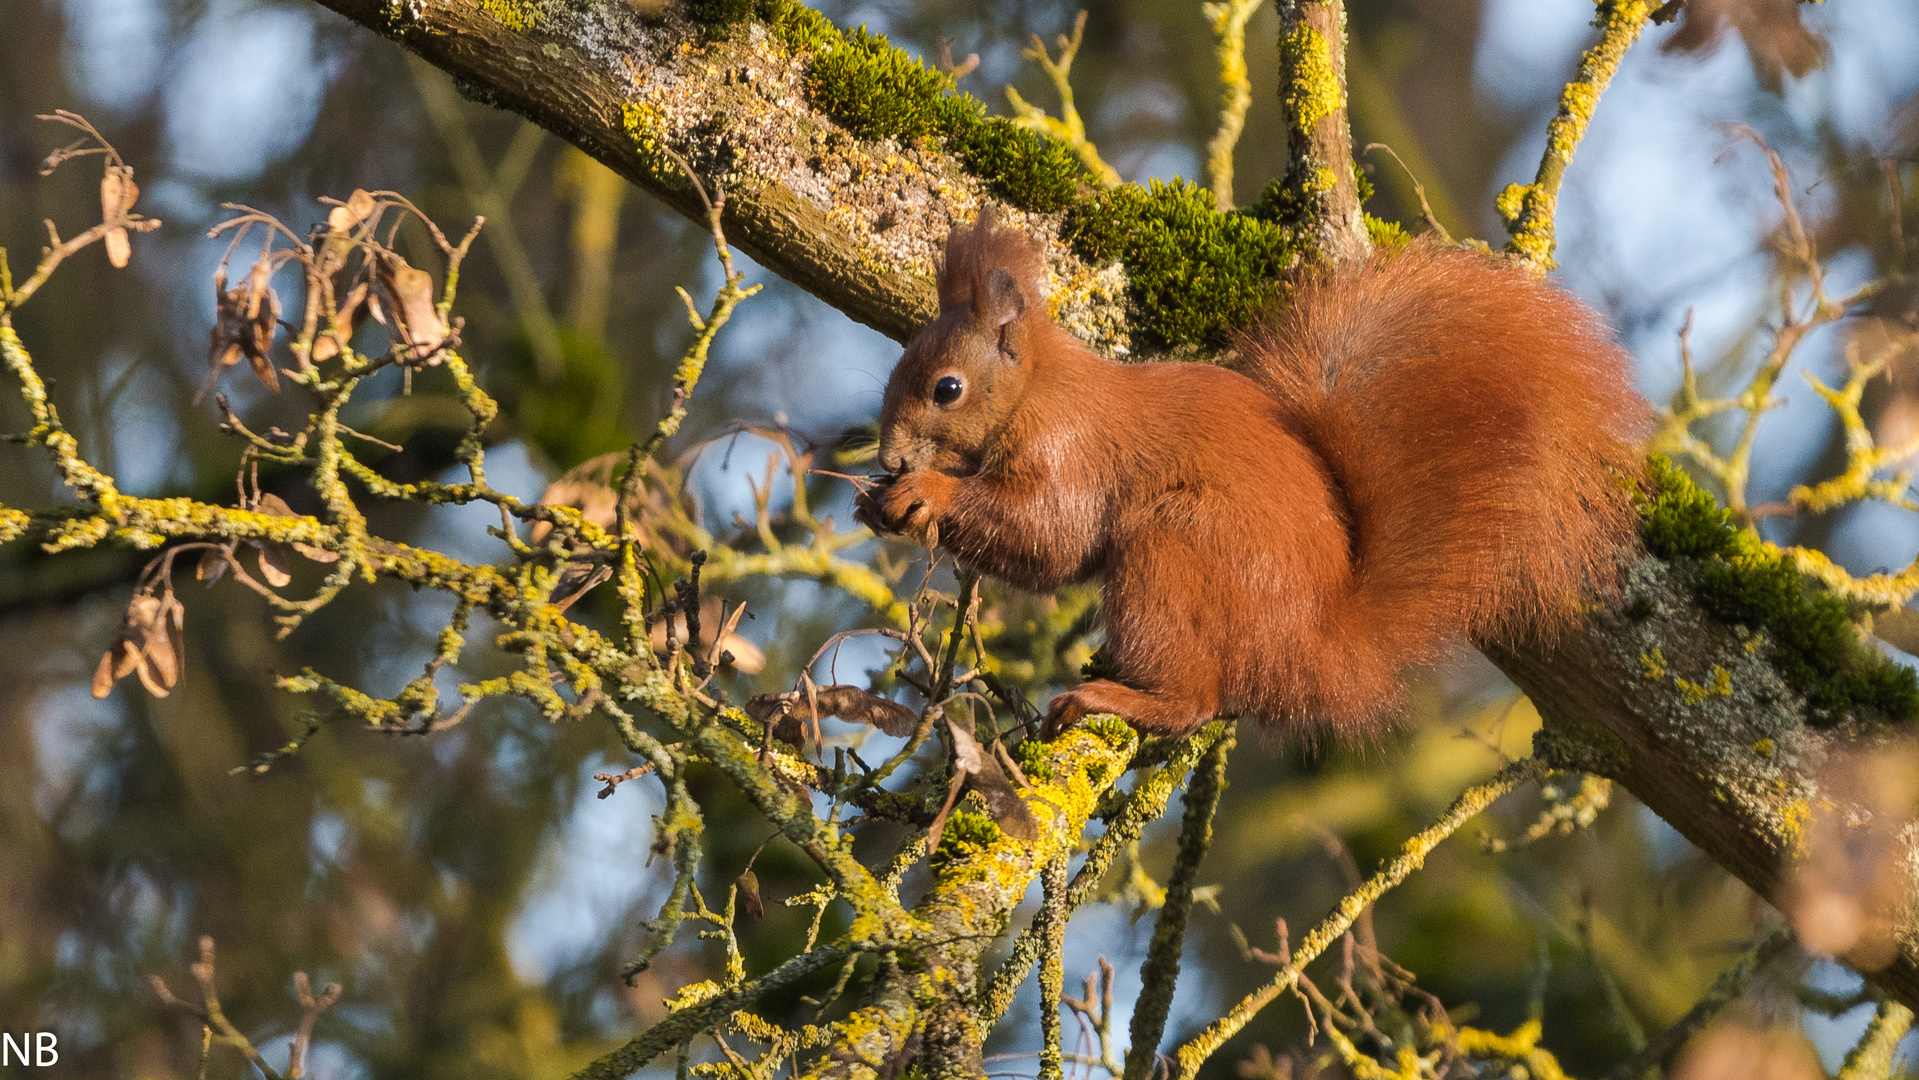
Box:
left=879, top=450, right=905, bottom=475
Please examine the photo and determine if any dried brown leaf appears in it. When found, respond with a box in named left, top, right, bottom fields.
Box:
left=1663, top=0, right=1826, bottom=91
left=376, top=253, right=447, bottom=360
left=949, top=719, right=1039, bottom=841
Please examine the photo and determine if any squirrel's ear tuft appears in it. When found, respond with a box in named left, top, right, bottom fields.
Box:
left=936, top=206, right=1045, bottom=323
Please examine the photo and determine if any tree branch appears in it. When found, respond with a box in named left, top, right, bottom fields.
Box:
left=1274, top=0, right=1368, bottom=261
left=277, top=0, right=1919, bottom=1033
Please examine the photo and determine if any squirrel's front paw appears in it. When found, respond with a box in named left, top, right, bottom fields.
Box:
left=858, top=471, right=955, bottom=547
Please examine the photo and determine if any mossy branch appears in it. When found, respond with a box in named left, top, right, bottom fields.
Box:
left=1493, top=485, right=1919, bottom=1011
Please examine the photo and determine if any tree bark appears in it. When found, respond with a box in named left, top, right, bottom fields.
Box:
left=1493, top=555, right=1919, bottom=1007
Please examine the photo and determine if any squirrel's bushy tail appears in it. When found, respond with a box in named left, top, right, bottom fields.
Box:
left=1242, top=242, right=1649, bottom=727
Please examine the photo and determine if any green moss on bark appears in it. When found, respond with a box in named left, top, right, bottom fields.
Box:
left=1639, top=456, right=1919, bottom=724
left=738, top=0, right=1309, bottom=348
left=1066, top=179, right=1302, bottom=349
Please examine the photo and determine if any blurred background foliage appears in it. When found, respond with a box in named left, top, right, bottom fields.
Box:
left=2, top=0, right=1918, bottom=1077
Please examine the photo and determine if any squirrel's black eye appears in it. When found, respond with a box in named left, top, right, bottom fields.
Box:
left=933, top=375, right=964, bottom=405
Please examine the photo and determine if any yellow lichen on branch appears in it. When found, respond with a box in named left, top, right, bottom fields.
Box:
left=1203, top=0, right=1266, bottom=209
left=1168, top=758, right=1546, bottom=1080
left=1005, top=10, right=1122, bottom=188
left=1500, top=0, right=1652, bottom=268
left=1654, top=129, right=1919, bottom=608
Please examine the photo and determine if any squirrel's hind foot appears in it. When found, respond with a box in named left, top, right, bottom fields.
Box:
left=1043, top=679, right=1213, bottom=740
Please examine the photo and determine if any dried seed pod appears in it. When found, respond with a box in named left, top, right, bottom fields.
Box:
left=251, top=541, right=292, bottom=588
left=736, top=869, right=764, bottom=920
left=311, top=281, right=370, bottom=364
left=326, top=189, right=376, bottom=234
left=202, top=263, right=282, bottom=400
left=650, top=597, right=764, bottom=674
left=947, top=718, right=1039, bottom=841
left=99, top=164, right=138, bottom=268
left=194, top=547, right=228, bottom=585
left=253, top=494, right=340, bottom=563
left=744, top=684, right=918, bottom=743
left=92, top=592, right=185, bottom=699
left=376, top=252, right=447, bottom=361
left=531, top=476, right=621, bottom=547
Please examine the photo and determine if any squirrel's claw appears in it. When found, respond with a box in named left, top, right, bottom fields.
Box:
left=853, top=483, right=894, bottom=536
left=1042, top=692, right=1091, bottom=739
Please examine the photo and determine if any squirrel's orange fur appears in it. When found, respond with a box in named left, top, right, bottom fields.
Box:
left=857, top=213, right=1649, bottom=741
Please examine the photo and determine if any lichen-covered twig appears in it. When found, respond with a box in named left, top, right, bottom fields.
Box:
left=1005, top=11, right=1122, bottom=188
left=1649, top=127, right=1919, bottom=606
left=1362, top=143, right=1452, bottom=244
left=1602, top=926, right=1794, bottom=1080
left=1202, top=0, right=1266, bottom=208
left=1121, top=722, right=1234, bottom=1080
left=1836, top=998, right=1915, bottom=1080
left=1789, top=335, right=1919, bottom=518
left=977, top=722, right=1231, bottom=1033
left=1037, top=855, right=1070, bottom=1080
left=643, top=147, right=762, bottom=454
left=150, top=936, right=339, bottom=1080
left=1169, top=757, right=1545, bottom=1080
left=570, top=944, right=851, bottom=1080
left=1499, top=0, right=1653, bottom=269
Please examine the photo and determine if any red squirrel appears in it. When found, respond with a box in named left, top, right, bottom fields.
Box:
left=855, top=212, right=1649, bottom=741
